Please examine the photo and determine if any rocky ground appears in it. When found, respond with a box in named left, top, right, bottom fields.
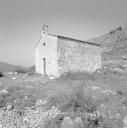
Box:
left=0, top=71, right=127, bottom=128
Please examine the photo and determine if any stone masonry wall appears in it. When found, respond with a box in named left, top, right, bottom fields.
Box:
left=57, top=37, right=102, bottom=75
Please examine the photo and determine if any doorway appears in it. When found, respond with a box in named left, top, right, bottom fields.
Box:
left=43, top=58, right=46, bottom=74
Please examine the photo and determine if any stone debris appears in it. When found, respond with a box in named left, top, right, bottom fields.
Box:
left=91, top=85, right=116, bottom=95
left=23, top=105, right=61, bottom=128
left=0, top=105, right=62, bottom=128
left=14, top=72, right=18, bottom=74
left=0, top=103, right=124, bottom=128
left=83, top=81, right=116, bottom=100
left=23, top=74, right=28, bottom=77
left=61, top=116, right=84, bottom=128
left=7, top=72, right=13, bottom=75
left=0, top=108, right=25, bottom=128
left=49, top=76, right=56, bottom=80
left=11, top=77, right=16, bottom=80
left=35, top=99, right=47, bottom=106
left=1, top=89, right=8, bottom=96
left=6, top=104, right=14, bottom=111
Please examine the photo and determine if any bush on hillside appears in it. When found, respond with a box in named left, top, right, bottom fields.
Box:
left=0, top=71, right=4, bottom=77
left=15, top=69, right=26, bottom=74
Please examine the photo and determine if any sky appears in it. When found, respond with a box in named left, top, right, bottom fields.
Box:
left=0, top=0, right=127, bottom=67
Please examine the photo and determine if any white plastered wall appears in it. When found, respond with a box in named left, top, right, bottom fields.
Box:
left=35, top=35, right=59, bottom=76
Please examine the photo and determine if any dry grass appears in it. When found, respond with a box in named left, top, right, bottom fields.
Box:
left=0, top=71, right=127, bottom=127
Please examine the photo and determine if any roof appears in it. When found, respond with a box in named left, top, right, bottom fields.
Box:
left=48, top=34, right=101, bottom=46
left=35, top=33, right=101, bottom=48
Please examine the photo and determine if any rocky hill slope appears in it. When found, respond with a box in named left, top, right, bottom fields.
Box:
left=90, top=23, right=127, bottom=70
left=0, top=62, right=35, bottom=73
left=0, top=62, right=27, bottom=73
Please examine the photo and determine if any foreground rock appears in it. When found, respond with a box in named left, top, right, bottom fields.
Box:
left=0, top=108, right=25, bottom=128
left=23, top=105, right=61, bottom=128
left=61, top=116, right=84, bottom=128
left=0, top=105, right=61, bottom=128
left=0, top=90, right=8, bottom=96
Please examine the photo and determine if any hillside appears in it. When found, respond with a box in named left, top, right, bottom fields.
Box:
left=90, top=23, right=127, bottom=70
left=0, top=62, right=27, bottom=73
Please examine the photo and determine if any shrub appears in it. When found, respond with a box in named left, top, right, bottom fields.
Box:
left=15, top=69, right=26, bottom=74
left=0, top=71, right=4, bottom=77
left=63, top=84, right=96, bottom=113
left=116, top=27, right=122, bottom=31
left=59, top=71, right=95, bottom=81
left=48, top=83, right=97, bottom=114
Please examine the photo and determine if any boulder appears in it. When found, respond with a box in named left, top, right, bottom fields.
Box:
left=61, top=116, right=84, bottom=128
left=61, top=117, right=74, bottom=128
left=74, top=117, right=84, bottom=128
left=1, top=89, right=8, bottom=96
left=6, top=104, right=14, bottom=111
left=11, top=77, right=16, bottom=80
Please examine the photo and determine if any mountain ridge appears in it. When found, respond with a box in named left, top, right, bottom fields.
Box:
left=89, top=23, right=127, bottom=70
left=0, top=62, right=35, bottom=73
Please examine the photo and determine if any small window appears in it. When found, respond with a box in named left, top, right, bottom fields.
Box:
left=43, top=42, right=45, bottom=47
